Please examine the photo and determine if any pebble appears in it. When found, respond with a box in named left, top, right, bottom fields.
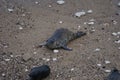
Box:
left=59, top=21, right=63, bottom=24
left=4, top=59, right=10, bottom=61
left=8, top=8, right=14, bottom=12
left=115, top=40, right=120, bottom=44
left=22, top=14, right=26, bottom=17
left=118, top=2, right=120, bottom=7
left=2, top=73, right=5, bottom=77
left=57, top=0, right=65, bottom=5
left=117, top=32, right=120, bottom=35
left=53, top=49, right=59, bottom=53
left=104, top=70, right=111, bottom=73
left=52, top=58, right=57, bottom=61
left=105, top=60, right=111, bottom=64
left=33, top=52, right=37, bottom=54
left=87, top=9, right=93, bottom=13
left=71, top=68, right=75, bottom=71
left=10, top=55, right=14, bottom=57
left=88, top=22, right=95, bottom=25
left=19, top=26, right=23, bottom=30
left=48, top=5, right=52, bottom=8
left=46, top=58, right=50, bottom=62
left=75, top=11, right=86, bottom=17
left=112, top=32, right=117, bottom=36
left=77, top=25, right=81, bottom=30
left=25, top=68, right=28, bottom=72
left=118, top=47, right=120, bottom=49
left=94, top=48, right=100, bottom=52
left=23, top=53, right=32, bottom=61
left=97, top=64, right=102, bottom=67
left=35, top=1, right=39, bottom=4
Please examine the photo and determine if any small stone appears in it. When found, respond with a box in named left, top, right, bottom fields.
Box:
left=112, top=32, right=117, bottom=36
left=52, top=58, right=57, bottom=61
left=10, top=55, right=14, bottom=57
left=105, top=60, right=111, bottom=64
left=22, top=14, right=26, bottom=17
left=94, top=48, right=100, bottom=52
left=59, top=21, right=63, bottom=24
left=78, top=25, right=81, bottom=30
left=8, top=8, right=14, bottom=12
left=71, top=68, right=74, bottom=71
left=87, top=10, right=93, bottom=13
left=118, top=47, right=120, bottom=49
left=33, top=52, right=37, bottom=54
left=48, top=5, right=52, bottom=7
left=23, top=53, right=32, bottom=61
left=19, top=27, right=23, bottom=30
left=115, top=40, right=120, bottom=44
left=25, top=68, right=28, bottom=72
left=88, top=22, right=95, bottom=25
left=4, top=59, right=10, bottom=61
left=57, top=0, right=65, bottom=5
left=46, top=58, right=50, bottom=62
left=118, top=2, right=120, bottom=7
left=105, top=70, right=111, bottom=73
left=53, top=49, right=59, bottom=53
left=75, top=11, right=86, bottom=17
left=117, top=32, right=120, bottom=35
left=97, top=64, right=102, bottom=67
left=35, top=1, right=39, bottom=4
left=2, top=73, right=5, bottom=77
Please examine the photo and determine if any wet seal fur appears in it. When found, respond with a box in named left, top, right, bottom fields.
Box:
left=39, top=28, right=86, bottom=51
left=106, top=68, right=120, bottom=80
left=29, top=65, right=50, bottom=80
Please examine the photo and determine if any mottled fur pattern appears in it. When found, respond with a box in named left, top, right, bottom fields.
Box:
left=39, top=28, right=86, bottom=51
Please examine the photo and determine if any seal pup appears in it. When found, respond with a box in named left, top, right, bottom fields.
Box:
left=106, top=68, right=120, bottom=80
left=39, top=28, right=86, bottom=51
left=29, top=65, right=50, bottom=80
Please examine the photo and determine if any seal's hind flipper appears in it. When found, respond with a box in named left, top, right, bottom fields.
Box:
left=62, top=46, right=72, bottom=51
left=38, top=42, right=47, bottom=48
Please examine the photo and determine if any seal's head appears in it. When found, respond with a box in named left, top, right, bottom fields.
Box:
left=76, top=31, right=86, bottom=38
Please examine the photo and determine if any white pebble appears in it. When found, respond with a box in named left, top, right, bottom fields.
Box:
left=4, top=59, right=10, bottom=61
left=89, top=19, right=95, bottom=22
left=87, top=10, right=93, bottom=13
left=19, top=27, right=23, bottom=30
left=75, top=11, right=86, bottom=17
left=118, top=47, right=120, bottom=49
left=25, top=69, right=28, bottom=72
left=10, top=55, right=14, bottom=57
left=46, top=58, right=50, bottom=62
left=104, top=70, right=111, bottom=73
left=33, top=52, right=37, bottom=54
left=117, top=32, right=120, bottom=35
left=35, top=1, right=38, bottom=4
left=8, top=8, right=14, bottom=12
left=97, top=64, right=102, bottom=67
left=2, top=73, right=5, bottom=77
left=112, top=32, right=117, bottom=36
left=94, top=48, right=100, bottom=52
left=53, top=49, right=59, bottom=53
left=57, top=0, right=65, bottom=5
left=105, top=61, right=111, bottom=64
left=88, top=22, right=95, bottom=25
left=59, top=21, right=63, bottom=24
left=115, top=40, right=120, bottom=44
left=71, top=68, right=74, bottom=71
left=22, top=14, right=26, bottom=17
left=48, top=5, right=52, bottom=7
left=52, top=58, right=57, bottom=61
left=118, top=2, right=120, bottom=7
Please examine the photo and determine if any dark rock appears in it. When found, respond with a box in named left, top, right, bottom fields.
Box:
left=29, top=65, right=50, bottom=80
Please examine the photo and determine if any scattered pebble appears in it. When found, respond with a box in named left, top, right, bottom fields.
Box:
left=22, top=14, right=26, bottom=17
left=112, top=32, right=117, bottom=36
left=117, top=32, right=120, bottom=35
left=46, top=58, right=50, bottom=62
left=35, top=1, right=39, bottom=4
left=52, top=58, right=57, bottom=61
left=57, top=0, right=65, bottom=5
left=23, top=53, right=32, bottom=61
left=33, top=52, right=37, bottom=54
left=59, top=21, right=63, bottom=24
left=75, top=11, right=86, bottom=17
left=118, top=47, right=120, bottom=49
left=25, top=68, right=29, bottom=72
left=89, top=19, right=95, bottom=22
left=87, top=9, right=93, bottom=13
left=4, top=59, right=10, bottom=61
left=104, top=70, right=111, bottom=73
left=8, top=8, right=14, bottom=12
left=2, top=73, right=5, bottom=77
left=115, top=40, right=120, bottom=44
left=48, top=5, right=52, bottom=8
left=10, top=55, right=14, bottom=57
left=97, top=64, right=102, bottom=67
left=53, top=49, right=59, bottom=53
left=19, top=26, right=23, bottom=30
left=105, top=60, right=111, bottom=64
left=94, top=48, right=100, bottom=52
left=118, top=2, right=120, bottom=7
left=112, top=20, right=117, bottom=25
left=87, top=22, right=95, bottom=25
left=77, top=25, right=81, bottom=30
left=71, top=68, right=74, bottom=71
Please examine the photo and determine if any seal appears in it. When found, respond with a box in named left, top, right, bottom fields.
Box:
left=106, top=68, right=120, bottom=80
left=29, top=65, right=50, bottom=80
left=39, top=28, right=86, bottom=51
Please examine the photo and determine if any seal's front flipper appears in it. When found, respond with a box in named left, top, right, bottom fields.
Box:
left=38, top=42, right=47, bottom=48
left=62, top=46, right=72, bottom=51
